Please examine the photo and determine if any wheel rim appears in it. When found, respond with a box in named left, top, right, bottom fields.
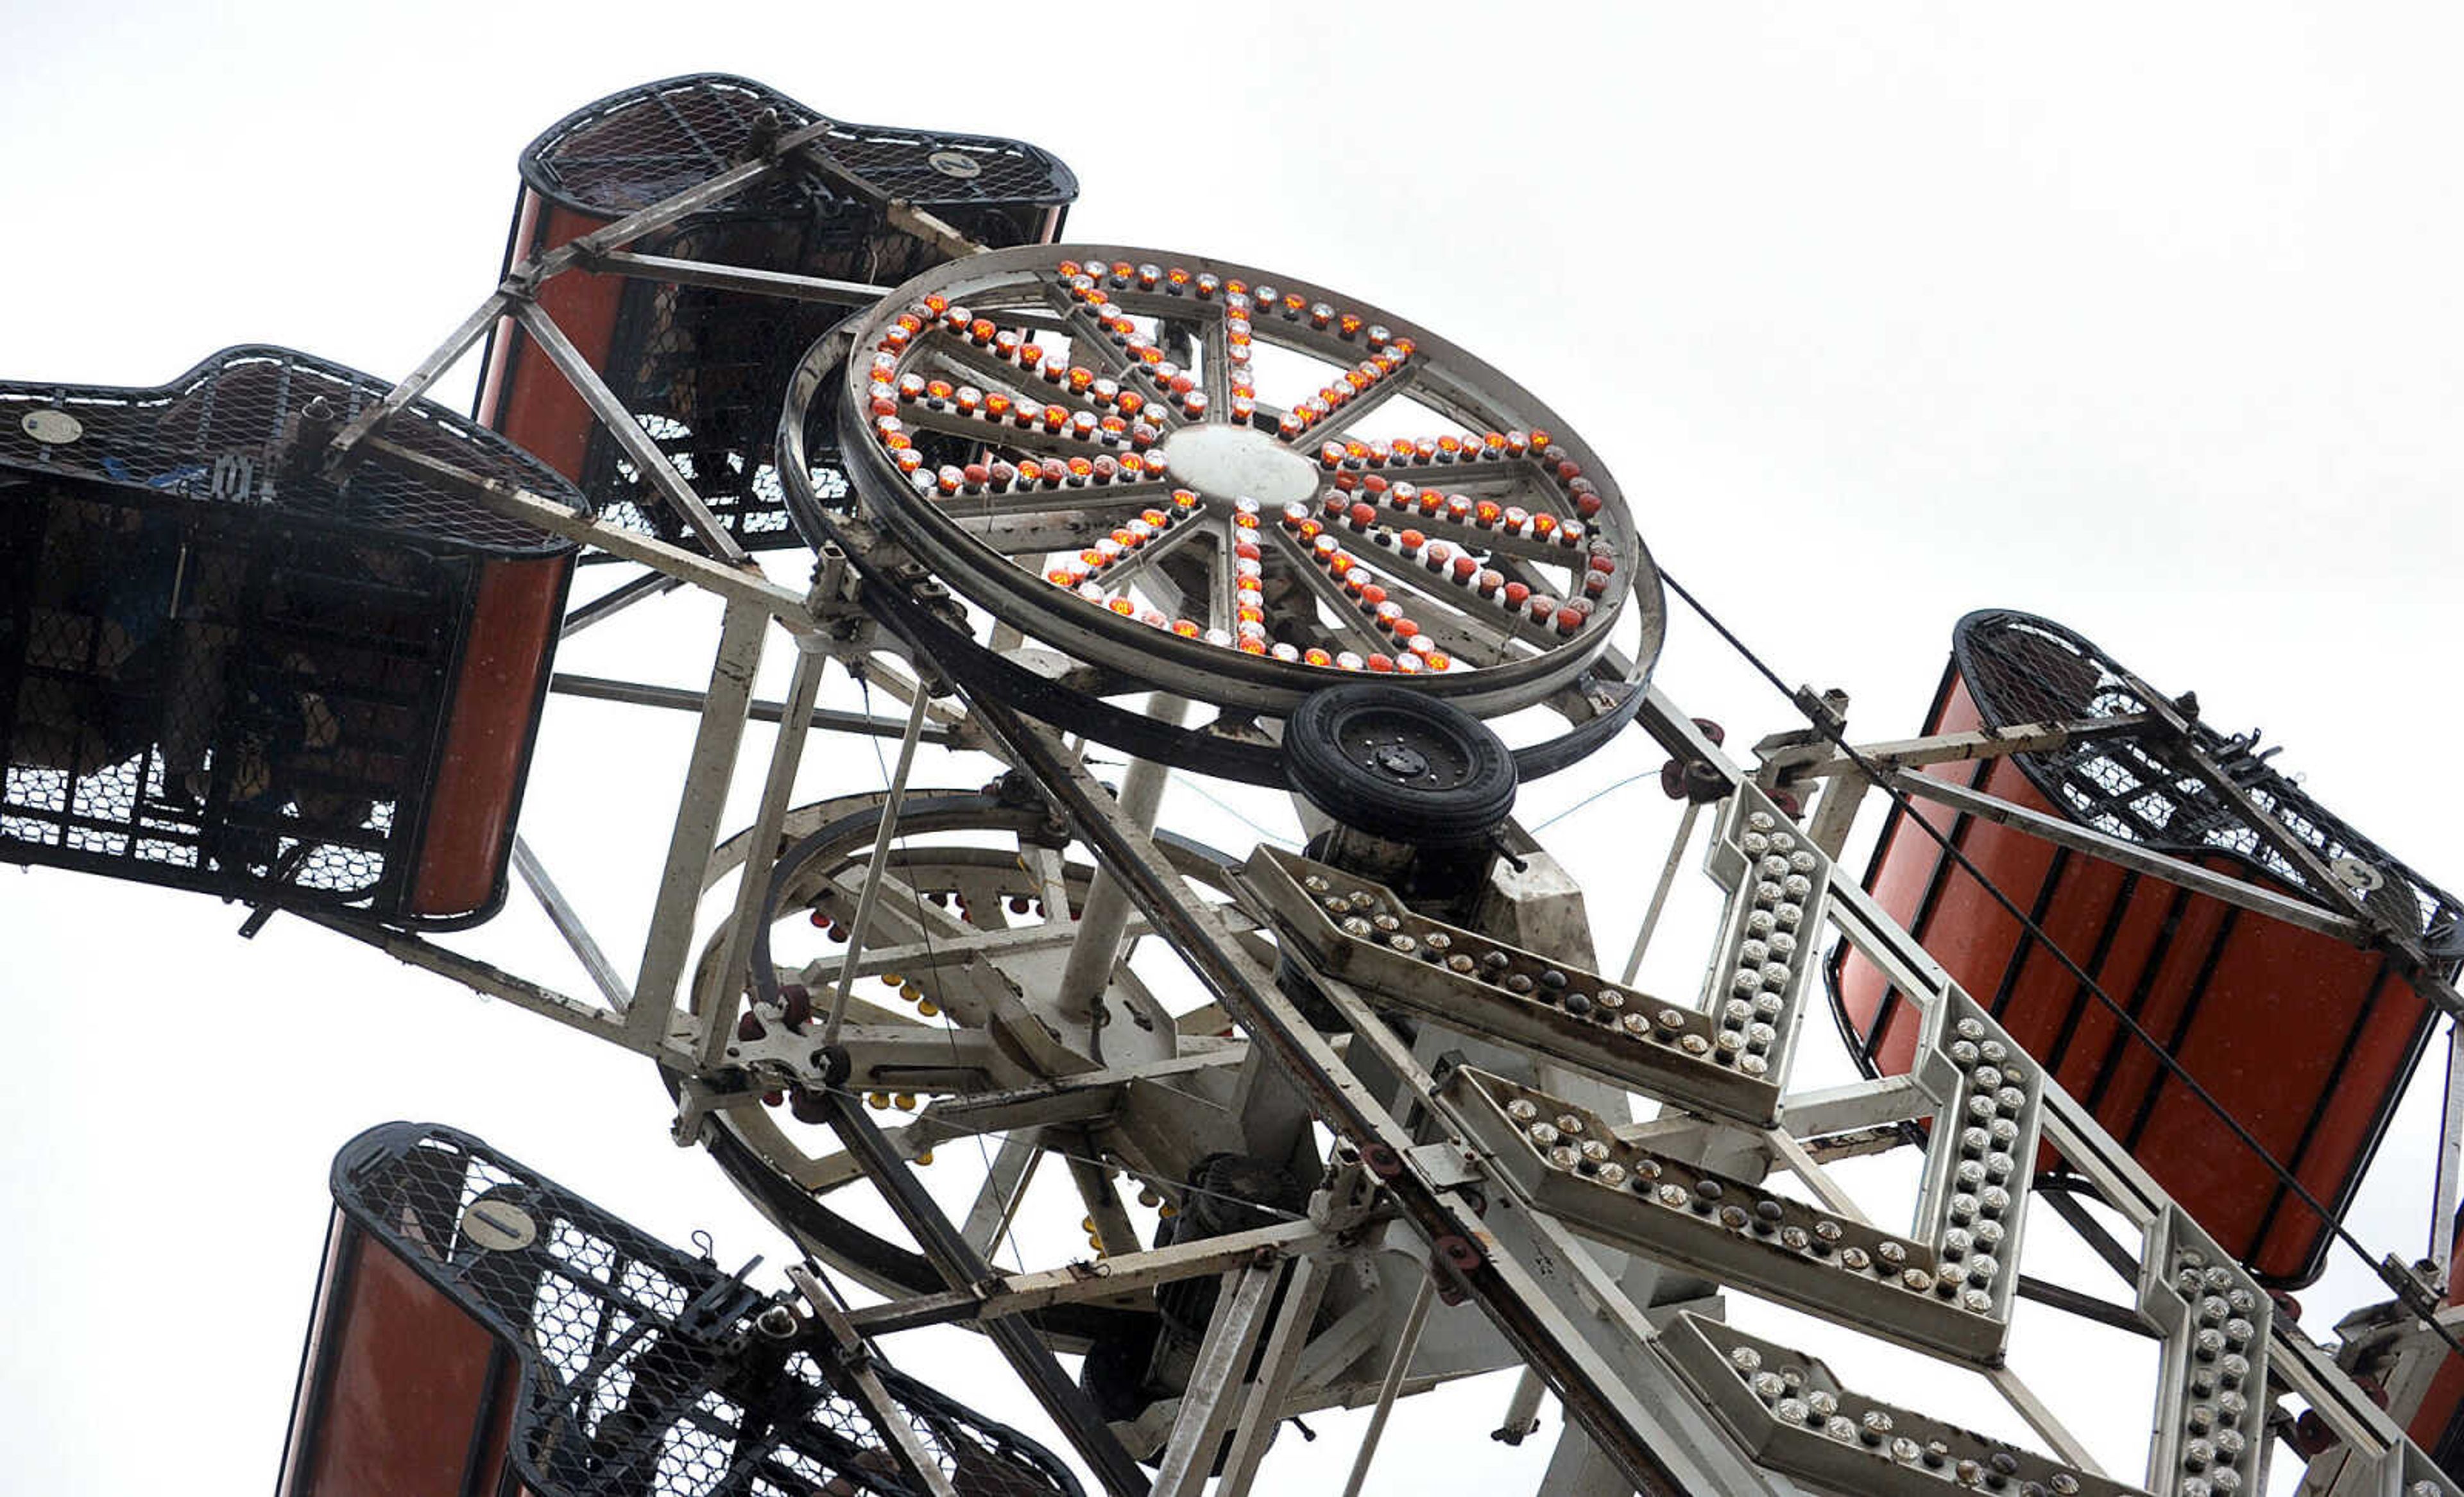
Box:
left=678, top=791, right=1272, bottom=1314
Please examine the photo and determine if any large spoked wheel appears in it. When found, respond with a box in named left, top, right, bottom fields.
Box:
left=675, top=791, right=1290, bottom=1331
left=798, top=243, right=1665, bottom=774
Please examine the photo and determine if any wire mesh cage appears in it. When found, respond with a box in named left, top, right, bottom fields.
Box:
left=1949, top=608, right=2461, bottom=945
left=1831, top=607, right=2462, bottom=1285
left=282, top=1121, right=1085, bottom=1497
left=0, top=346, right=585, bottom=927
left=478, top=73, right=1079, bottom=553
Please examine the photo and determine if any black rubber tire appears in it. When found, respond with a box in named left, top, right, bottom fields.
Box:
left=1078, top=1317, right=1163, bottom=1424
left=1179, top=1153, right=1307, bottom=1239
left=1283, top=685, right=1517, bottom=847
left=1156, top=1154, right=1310, bottom=1340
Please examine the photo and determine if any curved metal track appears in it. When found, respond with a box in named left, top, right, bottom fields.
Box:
left=675, top=791, right=1279, bottom=1319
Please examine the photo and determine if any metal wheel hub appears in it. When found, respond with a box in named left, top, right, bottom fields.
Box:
left=1368, top=742, right=1432, bottom=781
left=1153, top=423, right=1318, bottom=508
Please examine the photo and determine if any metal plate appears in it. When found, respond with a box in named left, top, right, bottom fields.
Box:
left=19, top=409, right=80, bottom=444
left=461, top=1188, right=540, bottom=1251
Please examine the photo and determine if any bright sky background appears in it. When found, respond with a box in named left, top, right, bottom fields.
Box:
left=3, top=5, right=2461, bottom=1494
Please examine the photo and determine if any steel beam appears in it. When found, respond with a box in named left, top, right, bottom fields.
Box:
left=961, top=1134, right=1043, bottom=1262
left=548, top=671, right=956, bottom=742
left=592, top=249, right=891, bottom=306
left=1070, top=1154, right=1143, bottom=1265
left=822, top=685, right=936, bottom=1045
left=561, top=569, right=685, bottom=637
left=2438, top=1026, right=2464, bottom=1275
left=1885, top=765, right=2372, bottom=945
left=629, top=600, right=767, bottom=1045
left=1216, top=1253, right=1333, bottom=1496
left=844, top=1219, right=1328, bottom=1337
left=815, top=914, right=1162, bottom=985
left=300, top=912, right=663, bottom=1059
left=511, top=300, right=746, bottom=561
left=1337, top=1272, right=1434, bottom=1497
left=511, top=835, right=632, bottom=1011
left=819, top=1090, right=1153, bottom=1497
left=1057, top=695, right=1186, bottom=1025
left=1619, top=800, right=1700, bottom=985
left=699, top=644, right=828, bottom=1067
left=786, top=1265, right=962, bottom=1497
left=1783, top=713, right=2159, bottom=782
left=357, top=436, right=812, bottom=624
left=531, top=119, right=838, bottom=277
left=321, top=292, right=512, bottom=469
left=787, top=142, right=987, bottom=263
left=1152, top=1262, right=1281, bottom=1497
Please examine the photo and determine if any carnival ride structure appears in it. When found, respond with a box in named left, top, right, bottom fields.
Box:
left=4, top=71, right=2463, bottom=1497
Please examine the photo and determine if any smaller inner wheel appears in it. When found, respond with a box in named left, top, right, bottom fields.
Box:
left=1285, top=685, right=1517, bottom=847
left=834, top=243, right=1664, bottom=721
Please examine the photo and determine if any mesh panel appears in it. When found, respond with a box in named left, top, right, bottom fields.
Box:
left=805, top=121, right=1081, bottom=212
left=0, top=345, right=585, bottom=556
left=3, top=487, right=440, bottom=903
left=520, top=75, right=819, bottom=216
left=331, top=1123, right=1085, bottom=1497
left=502, top=74, right=1076, bottom=553
left=0, top=348, right=583, bottom=921
left=517, top=74, right=1077, bottom=219
left=1954, top=609, right=2460, bottom=945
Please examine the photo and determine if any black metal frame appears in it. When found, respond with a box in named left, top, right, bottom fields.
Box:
left=479, top=73, right=1078, bottom=554
left=1824, top=615, right=2450, bottom=1286
left=1950, top=608, right=2461, bottom=943
left=286, top=1120, right=1084, bottom=1497
left=0, top=346, right=585, bottom=927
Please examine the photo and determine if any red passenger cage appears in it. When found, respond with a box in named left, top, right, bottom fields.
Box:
left=0, top=346, right=583, bottom=927
left=475, top=73, right=1079, bottom=552
left=278, top=1122, right=1085, bottom=1497
left=1829, top=609, right=2461, bottom=1285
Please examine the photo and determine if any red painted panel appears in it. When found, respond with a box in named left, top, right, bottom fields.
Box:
left=478, top=195, right=624, bottom=484
left=1836, top=663, right=2431, bottom=1285
left=408, top=554, right=568, bottom=918
left=293, top=1233, right=497, bottom=1496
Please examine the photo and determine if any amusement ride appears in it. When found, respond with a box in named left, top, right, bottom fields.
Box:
left=3, top=67, right=2460, bottom=1497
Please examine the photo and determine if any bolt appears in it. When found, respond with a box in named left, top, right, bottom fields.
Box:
left=755, top=1303, right=800, bottom=1340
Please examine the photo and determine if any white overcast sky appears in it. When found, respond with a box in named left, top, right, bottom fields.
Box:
left=3, top=5, right=2461, bottom=1494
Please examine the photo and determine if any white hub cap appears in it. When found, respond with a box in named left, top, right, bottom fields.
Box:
left=1157, top=423, right=1319, bottom=509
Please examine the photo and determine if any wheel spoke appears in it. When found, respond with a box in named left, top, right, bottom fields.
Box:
left=1037, top=280, right=1145, bottom=383
left=950, top=478, right=1181, bottom=520
left=1199, top=312, right=1231, bottom=418
left=1307, top=360, right=1421, bottom=435
left=1074, top=500, right=1215, bottom=601
left=1355, top=551, right=1548, bottom=665
left=1205, top=526, right=1236, bottom=638
left=1260, top=522, right=1405, bottom=662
